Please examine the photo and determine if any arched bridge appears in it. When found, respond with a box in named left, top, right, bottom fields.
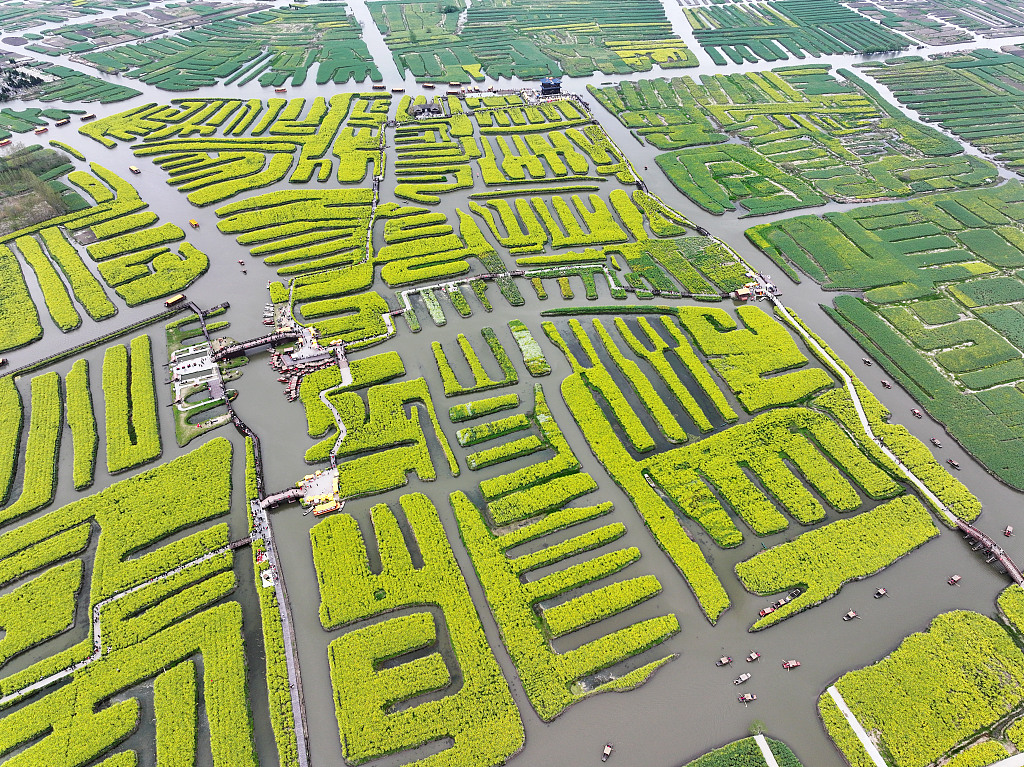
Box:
left=261, top=487, right=304, bottom=511
left=956, top=519, right=1024, bottom=584
left=212, top=330, right=301, bottom=361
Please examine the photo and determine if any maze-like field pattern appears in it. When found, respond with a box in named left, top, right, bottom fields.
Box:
left=750, top=183, right=1024, bottom=488
left=370, top=0, right=695, bottom=83
left=590, top=66, right=994, bottom=215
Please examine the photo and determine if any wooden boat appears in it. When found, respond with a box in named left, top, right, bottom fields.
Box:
left=81, top=113, right=97, bottom=121
left=738, top=693, right=756, bottom=703
left=746, top=651, right=760, bottom=662
left=782, top=660, right=800, bottom=670
left=789, top=588, right=802, bottom=599
left=0, top=358, right=7, bottom=368
left=843, top=610, right=858, bottom=621
left=862, top=358, right=872, bottom=365
left=874, top=587, right=887, bottom=598
left=948, top=459, right=960, bottom=469
left=275, top=88, right=287, bottom=93
left=948, top=574, right=962, bottom=586
left=1005, top=526, right=1014, bottom=537
left=391, top=87, right=405, bottom=93
left=372, top=84, right=386, bottom=90
left=423, top=83, right=436, bottom=89
left=733, top=673, right=752, bottom=684
left=715, top=656, right=732, bottom=667
left=912, top=409, right=923, bottom=418
left=758, top=606, right=775, bottom=618
left=189, top=219, right=199, bottom=228
left=881, top=380, right=892, bottom=389
left=931, top=438, right=942, bottom=447
left=33, top=126, right=47, bottom=134
left=602, top=744, right=613, bottom=762
left=55, top=118, right=70, bottom=126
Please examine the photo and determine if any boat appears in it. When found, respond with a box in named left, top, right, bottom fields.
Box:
left=277, top=377, right=288, bottom=383
left=789, top=588, right=802, bottom=599
left=275, top=88, right=287, bottom=93
left=912, top=409, right=923, bottom=418
left=372, top=84, right=386, bottom=90
left=758, top=606, right=774, bottom=618
left=949, top=574, right=962, bottom=586
left=129, top=166, right=141, bottom=174
left=33, top=126, right=48, bottom=134
left=1006, top=526, right=1014, bottom=537
left=862, top=358, right=872, bottom=365
left=81, top=113, right=96, bottom=121
left=874, top=587, right=887, bottom=598
left=931, top=438, right=942, bottom=447
left=423, top=82, right=436, bottom=89
left=0, top=139, right=10, bottom=147
left=782, top=660, right=800, bottom=670
left=189, top=219, right=199, bottom=228
left=733, top=673, right=752, bottom=684
left=715, top=656, right=732, bottom=666
left=881, top=380, right=892, bottom=389
left=448, top=81, right=462, bottom=87
left=0, top=358, right=7, bottom=368
left=391, top=87, right=405, bottom=93
left=54, top=118, right=70, bottom=126
left=738, top=693, right=756, bottom=703
left=948, top=459, right=960, bottom=470
left=164, top=293, right=186, bottom=307
left=843, top=610, right=858, bottom=621
left=602, top=744, right=613, bottom=762
left=746, top=651, right=760, bottom=662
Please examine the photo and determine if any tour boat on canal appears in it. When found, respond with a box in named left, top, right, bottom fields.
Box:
left=602, top=744, right=613, bottom=762
left=948, top=459, right=960, bottom=469
left=782, top=660, right=800, bottom=670
left=716, top=656, right=732, bottom=666
left=931, top=438, right=942, bottom=447
left=738, top=693, right=756, bottom=703
left=881, top=380, right=891, bottom=389
left=734, top=673, right=752, bottom=684
left=949, top=574, right=962, bottom=586
left=862, top=358, right=872, bottom=365
left=874, top=588, right=887, bottom=598
left=1006, top=526, right=1014, bottom=537
left=758, top=606, right=775, bottom=618
left=912, top=409, right=923, bottom=418
left=843, top=610, right=858, bottom=621
left=746, top=651, right=760, bottom=662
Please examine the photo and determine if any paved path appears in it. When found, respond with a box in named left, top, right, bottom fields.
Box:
left=0, top=537, right=250, bottom=708
left=754, top=734, right=780, bottom=767
left=762, top=288, right=955, bottom=526
left=826, top=686, right=890, bottom=767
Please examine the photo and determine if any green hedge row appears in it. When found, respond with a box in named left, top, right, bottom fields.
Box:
left=102, top=334, right=161, bottom=474
left=65, top=359, right=97, bottom=490
left=449, top=393, right=519, bottom=423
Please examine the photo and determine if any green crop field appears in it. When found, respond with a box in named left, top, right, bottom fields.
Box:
left=748, top=183, right=1024, bottom=489
left=590, top=65, right=995, bottom=216
left=370, top=0, right=696, bottom=83
left=0, top=18, right=1015, bottom=767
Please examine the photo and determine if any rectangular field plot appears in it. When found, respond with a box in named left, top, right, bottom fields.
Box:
left=80, top=3, right=380, bottom=91
left=846, top=0, right=1024, bottom=45
left=680, top=0, right=911, bottom=65
left=748, top=182, right=1024, bottom=489
left=370, top=0, right=696, bottom=83
left=589, top=65, right=995, bottom=216
left=861, top=49, right=1024, bottom=174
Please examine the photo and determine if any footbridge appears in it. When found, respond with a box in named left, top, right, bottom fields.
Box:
left=212, top=330, right=300, bottom=361
left=261, top=487, right=304, bottom=510
left=956, top=520, right=1024, bottom=584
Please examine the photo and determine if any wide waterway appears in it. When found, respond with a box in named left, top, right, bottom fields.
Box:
left=4, top=13, right=1024, bottom=767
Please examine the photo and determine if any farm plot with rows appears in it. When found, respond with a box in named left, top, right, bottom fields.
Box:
left=78, top=3, right=380, bottom=91
left=748, top=183, right=1024, bottom=489
left=844, top=0, right=1024, bottom=46
left=589, top=65, right=996, bottom=216
left=860, top=49, right=1024, bottom=174
left=680, top=0, right=910, bottom=66
left=369, top=0, right=696, bottom=83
